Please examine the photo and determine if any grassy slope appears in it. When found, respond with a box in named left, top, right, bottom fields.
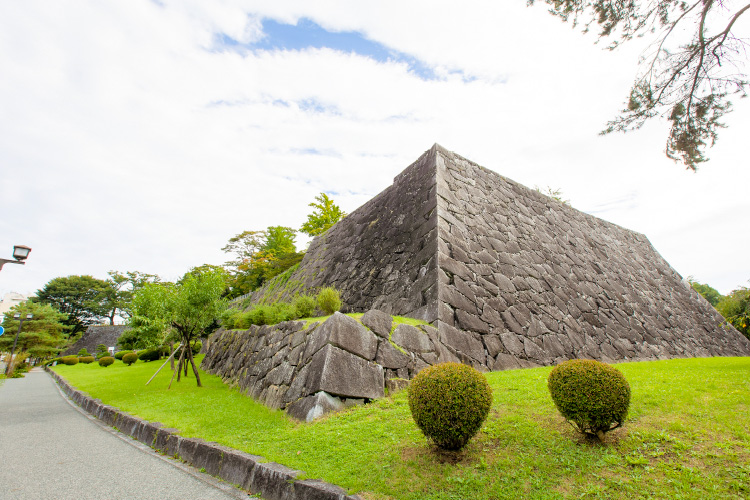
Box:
left=52, top=356, right=750, bottom=499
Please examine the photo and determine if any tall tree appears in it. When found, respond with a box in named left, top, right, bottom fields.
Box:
left=688, top=277, right=723, bottom=306
left=222, top=226, right=303, bottom=297
left=529, top=0, right=749, bottom=170
left=129, top=267, right=227, bottom=387
left=34, top=275, right=110, bottom=336
left=101, top=270, right=161, bottom=325
left=300, top=193, right=346, bottom=237
left=0, top=301, right=68, bottom=361
left=716, top=285, right=750, bottom=340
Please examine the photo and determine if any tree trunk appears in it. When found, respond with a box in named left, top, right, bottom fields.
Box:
left=169, top=347, right=186, bottom=389
left=187, top=345, right=202, bottom=387
left=169, top=342, right=175, bottom=371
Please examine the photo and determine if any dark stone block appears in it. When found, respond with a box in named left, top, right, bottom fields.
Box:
left=137, top=422, right=163, bottom=447
left=375, top=341, right=411, bottom=369
left=192, top=440, right=224, bottom=476
left=439, top=323, right=485, bottom=363
left=361, top=309, right=393, bottom=338
left=286, top=391, right=344, bottom=422
left=217, top=447, right=261, bottom=488
left=306, top=345, right=384, bottom=400
left=247, top=461, right=301, bottom=500
left=154, top=427, right=179, bottom=452
left=391, top=324, right=433, bottom=353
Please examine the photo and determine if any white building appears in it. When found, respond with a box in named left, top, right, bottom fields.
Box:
left=0, top=292, right=32, bottom=316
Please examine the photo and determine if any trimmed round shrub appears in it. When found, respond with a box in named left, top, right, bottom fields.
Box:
left=138, top=348, right=160, bottom=362
left=114, top=351, right=130, bottom=360
left=547, top=359, right=631, bottom=440
left=317, top=287, right=342, bottom=315
left=293, top=294, right=316, bottom=318
left=408, top=362, right=493, bottom=451
left=122, top=352, right=138, bottom=366
left=61, top=355, right=79, bottom=366
left=78, top=356, right=95, bottom=364
left=98, top=356, right=115, bottom=367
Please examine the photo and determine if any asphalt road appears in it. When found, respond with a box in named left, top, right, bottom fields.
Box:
left=0, top=369, right=255, bottom=500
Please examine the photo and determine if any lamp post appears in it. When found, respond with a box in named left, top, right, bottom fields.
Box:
left=0, top=245, right=32, bottom=271
left=4, top=313, right=33, bottom=376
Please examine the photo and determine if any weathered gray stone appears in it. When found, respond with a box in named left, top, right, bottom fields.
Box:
left=385, top=377, right=410, bottom=394
left=286, top=391, right=344, bottom=422
left=307, top=345, right=384, bottom=400
left=361, top=309, right=393, bottom=338
left=375, top=341, right=411, bottom=369
left=391, top=324, right=433, bottom=353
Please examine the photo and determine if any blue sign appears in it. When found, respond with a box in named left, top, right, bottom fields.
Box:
left=0, top=326, right=4, bottom=336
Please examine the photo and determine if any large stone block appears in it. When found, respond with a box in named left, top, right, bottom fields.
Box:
left=306, top=344, right=384, bottom=400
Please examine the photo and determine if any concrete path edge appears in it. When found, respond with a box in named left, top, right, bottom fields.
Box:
left=44, top=367, right=362, bottom=500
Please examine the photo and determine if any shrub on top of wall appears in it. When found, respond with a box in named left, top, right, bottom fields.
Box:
left=77, top=348, right=90, bottom=357
left=317, top=287, right=342, bottom=315
left=293, top=294, right=316, bottom=318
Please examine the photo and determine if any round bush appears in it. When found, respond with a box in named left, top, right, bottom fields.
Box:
left=547, top=359, right=631, bottom=440
left=98, top=356, right=115, bottom=367
left=78, top=356, right=95, bottom=364
left=408, top=362, right=493, bottom=451
left=114, top=351, right=130, bottom=360
left=122, top=352, right=138, bottom=366
left=61, top=355, right=79, bottom=366
left=317, top=287, right=342, bottom=315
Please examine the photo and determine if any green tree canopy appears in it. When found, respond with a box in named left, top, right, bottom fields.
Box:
left=529, top=0, right=749, bottom=170
left=222, top=227, right=303, bottom=297
left=127, top=267, right=227, bottom=386
left=688, top=278, right=723, bottom=306
left=716, top=285, right=750, bottom=340
left=102, top=270, right=161, bottom=323
left=34, top=275, right=111, bottom=336
left=0, top=301, right=68, bottom=359
left=300, top=193, right=346, bottom=237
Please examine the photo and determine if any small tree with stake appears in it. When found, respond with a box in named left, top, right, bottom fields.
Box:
left=130, top=267, right=227, bottom=387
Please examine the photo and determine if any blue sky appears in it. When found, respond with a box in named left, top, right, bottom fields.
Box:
left=0, top=1, right=748, bottom=299
left=215, top=17, right=442, bottom=80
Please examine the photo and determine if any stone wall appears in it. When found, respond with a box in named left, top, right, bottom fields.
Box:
left=431, top=147, right=750, bottom=368
left=202, top=311, right=465, bottom=421
left=62, top=325, right=129, bottom=356
left=250, top=148, right=440, bottom=322
left=241, top=144, right=750, bottom=372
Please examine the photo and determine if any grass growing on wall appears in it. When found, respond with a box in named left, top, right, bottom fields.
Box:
left=52, top=357, right=750, bottom=499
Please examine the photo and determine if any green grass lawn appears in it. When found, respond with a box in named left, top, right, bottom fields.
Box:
left=52, top=356, right=750, bottom=499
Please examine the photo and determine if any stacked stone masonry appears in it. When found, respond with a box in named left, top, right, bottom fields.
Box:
left=62, top=325, right=130, bottom=356
left=201, top=311, right=458, bottom=421
left=241, top=144, right=750, bottom=374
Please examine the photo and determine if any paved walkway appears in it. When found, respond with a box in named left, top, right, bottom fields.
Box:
left=0, top=369, right=254, bottom=500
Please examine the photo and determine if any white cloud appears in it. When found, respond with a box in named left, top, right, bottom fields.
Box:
left=0, top=0, right=748, bottom=299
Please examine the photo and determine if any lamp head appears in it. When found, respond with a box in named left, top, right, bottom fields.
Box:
left=12, top=245, right=31, bottom=261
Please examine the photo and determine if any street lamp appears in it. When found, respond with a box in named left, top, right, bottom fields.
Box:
left=4, top=313, right=33, bottom=376
left=0, top=245, right=32, bottom=271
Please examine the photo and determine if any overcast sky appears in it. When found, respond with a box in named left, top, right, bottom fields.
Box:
left=1, top=0, right=748, bottom=301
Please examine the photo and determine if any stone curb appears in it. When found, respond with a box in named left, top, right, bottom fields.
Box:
left=44, top=367, right=361, bottom=500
